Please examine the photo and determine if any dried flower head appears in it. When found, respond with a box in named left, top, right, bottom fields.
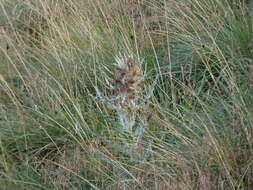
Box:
left=113, top=55, right=143, bottom=103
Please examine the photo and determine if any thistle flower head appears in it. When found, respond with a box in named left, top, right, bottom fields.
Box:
left=113, top=54, right=143, bottom=104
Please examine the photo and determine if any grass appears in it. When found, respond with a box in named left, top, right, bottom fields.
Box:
left=0, top=0, right=253, bottom=189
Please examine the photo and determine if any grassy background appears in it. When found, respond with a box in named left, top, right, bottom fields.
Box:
left=0, top=0, right=253, bottom=189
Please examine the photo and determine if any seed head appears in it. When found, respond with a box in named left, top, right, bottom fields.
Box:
left=113, top=55, right=143, bottom=103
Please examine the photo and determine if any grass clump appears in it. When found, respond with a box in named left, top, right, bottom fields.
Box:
left=0, top=0, right=253, bottom=189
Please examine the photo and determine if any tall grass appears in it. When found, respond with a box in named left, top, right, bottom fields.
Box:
left=0, top=0, right=253, bottom=189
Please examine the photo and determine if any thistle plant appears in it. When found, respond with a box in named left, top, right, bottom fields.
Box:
left=94, top=53, right=156, bottom=160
